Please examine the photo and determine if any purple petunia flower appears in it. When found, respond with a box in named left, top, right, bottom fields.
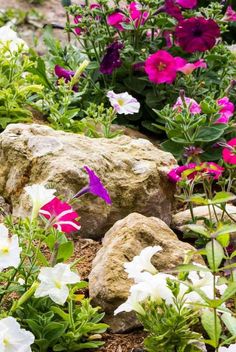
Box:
left=164, top=0, right=183, bottom=21
left=73, top=166, right=112, bottom=204
left=100, top=41, right=124, bottom=75
left=55, top=65, right=75, bottom=83
left=175, top=17, right=220, bottom=53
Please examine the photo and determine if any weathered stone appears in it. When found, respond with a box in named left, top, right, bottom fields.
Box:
left=89, top=213, right=202, bottom=332
left=0, top=123, right=176, bottom=239
left=172, top=205, right=236, bottom=232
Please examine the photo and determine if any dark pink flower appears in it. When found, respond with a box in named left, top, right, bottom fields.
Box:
left=176, top=0, right=197, bottom=9
left=100, top=41, right=124, bottom=74
left=129, top=2, right=149, bottom=26
left=107, top=11, right=128, bottom=31
left=222, top=138, right=236, bottom=165
left=164, top=0, right=183, bottom=21
left=90, top=3, right=101, bottom=10
left=215, top=97, right=234, bottom=124
left=55, top=65, right=75, bottom=83
left=39, top=197, right=81, bottom=234
left=173, top=96, right=201, bottom=114
left=168, top=163, right=197, bottom=182
left=203, top=162, right=224, bottom=179
left=145, top=50, right=180, bottom=84
left=175, top=17, right=220, bottom=53
left=224, top=6, right=236, bottom=22
left=74, top=15, right=83, bottom=35
left=177, top=59, right=207, bottom=75
left=73, top=166, right=111, bottom=204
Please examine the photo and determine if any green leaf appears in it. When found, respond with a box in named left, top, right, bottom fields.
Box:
left=195, top=126, right=225, bottom=142
left=221, top=313, right=236, bottom=336
left=173, top=264, right=210, bottom=273
left=205, top=240, right=224, bottom=270
left=57, top=241, right=74, bottom=262
left=188, top=195, right=208, bottom=205
left=214, top=224, right=236, bottom=237
left=161, top=140, right=184, bottom=159
left=220, top=282, right=236, bottom=302
left=201, top=310, right=221, bottom=347
left=210, top=192, right=236, bottom=205
left=186, top=224, right=210, bottom=238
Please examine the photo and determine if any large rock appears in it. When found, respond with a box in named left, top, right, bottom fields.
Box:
left=89, top=213, right=202, bottom=332
left=172, top=205, right=236, bottom=232
left=0, top=124, right=176, bottom=239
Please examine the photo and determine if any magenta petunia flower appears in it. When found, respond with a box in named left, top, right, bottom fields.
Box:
left=90, top=3, right=101, bottom=10
left=175, top=17, right=220, bottom=53
left=129, top=2, right=149, bottom=26
left=74, top=15, right=83, bottom=35
left=168, top=163, right=197, bottom=183
left=55, top=65, right=75, bottom=83
left=215, top=97, right=235, bottom=124
left=177, top=59, right=207, bottom=75
left=107, top=11, right=128, bottom=31
left=176, top=0, right=197, bottom=9
left=73, top=166, right=111, bottom=204
left=224, top=6, right=236, bottom=22
left=100, top=41, right=124, bottom=75
left=173, top=96, right=201, bottom=114
left=145, top=50, right=181, bottom=84
left=164, top=0, right=183, bottom=21
left=39, top=197, right=81, bottom=234
left=222, top=138, right=236, bottom=165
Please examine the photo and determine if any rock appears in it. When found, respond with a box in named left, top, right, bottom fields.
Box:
left=0, top=123, right=176, bottom=239
left=89, top=213, right=203, bottom=332
left=172, top=205, right=236, bottom=232
left=0, top=196, right=11, bottom=222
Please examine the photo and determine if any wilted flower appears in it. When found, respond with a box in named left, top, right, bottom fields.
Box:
left=173, top=96, right=201, bottom=114
left=100, top=41, right=124, bottom=74
left=0, top=23, right=28, bottom=52
left=25, top=184, right=56, bottom=219
left=0, top=316, right=34, bottom=352
left=183, top=146, right=203, bottom=158
left=0, top=224, right=22, bottom=271
left=219, top=344, right=236, bottom=352
left=223, top=6, right=236, bottom=22
left=74, top=15, right=83, bottom=35
left=176, top=0, right=197, bottom=8
left=222, top=138, right=236, bottom=165
left=129, top=2, right=149, bottom=26
left=124, top=246, right=162, bottom=281
left=39, top=197, right=81, bottom=234
left=35, top=263, right=81, bottom=305
left=54, top=65, right=75, bottom=83
left=73, top=166, right=112, bottom=204
left=215, top=97, right=235, bottom=124
left=107, top=90, right=140, bottom=115
left=145, top=50, right=184, bottom=84
left=175, top=17, right=220, bottom=53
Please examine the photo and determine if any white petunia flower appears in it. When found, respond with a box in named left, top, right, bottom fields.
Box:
left=114, top=283, right=149, bottom=315
left=25, top=184, right=56, bottom=220
left=184, top=263, right=227, bottom=304
left=0, top=23, right=28, bottom=52
left=107, top=90, right=140, bottom=115
left=219, top=344, right=236, bottom=352
left=0, top=316, right=34, bottom=352
left=124, top=246, right=162, bottom=282
left=35, top=263, right=81, bottom=305
left=0, top=224, right=22, bottom=271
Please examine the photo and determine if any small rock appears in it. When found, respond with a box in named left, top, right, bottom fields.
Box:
left=172, top=205, right=236, bottom=232
left=89, top=213, right=202, bottom=332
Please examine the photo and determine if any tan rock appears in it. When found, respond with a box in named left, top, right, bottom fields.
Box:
left=0, top=123, right=176, bottom=239
left=89, top=213, right=202, bottom=332
left=172, top=205, right=236, bottom=232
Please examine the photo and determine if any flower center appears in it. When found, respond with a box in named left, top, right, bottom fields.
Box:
left=157, top=62, right=166, bottom=71
left=192, top=27, right=203, bottom=37
left=3, top=338, right=9, bottom=346
left=117, top=98, right=125, bottom=106
left=54, top=280, right=62, bottom=289
left=1, top=247, right=9, bottom=254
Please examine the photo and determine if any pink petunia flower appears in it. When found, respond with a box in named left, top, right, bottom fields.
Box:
left=223, top=6, right=236, bottom=22
left=107, top=11, right=128, bottom=31
left=177, top=59, right=207, bottom=75
left=215, top=97, right=235, bottom=124
left=173, top=96, right=201, bottom=114
left=39, top=197, right=81, bottom=234
left=74, top=15, right=83, bottom=35
left=176, top=0, right=197, bottom=9
left=145, top=50, right=181, bottom=84
left=129, top=2, right=149, bottom=26
left=168, top=163, right=197, bottom=183
left=222, top=138, right=236, bottom=165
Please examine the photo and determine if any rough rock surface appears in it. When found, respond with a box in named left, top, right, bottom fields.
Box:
left=172, top=205, right=236, bottom=231
left=0, top=124, right=176, bottom=239
left=89, top=213, right=202, bottom=332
